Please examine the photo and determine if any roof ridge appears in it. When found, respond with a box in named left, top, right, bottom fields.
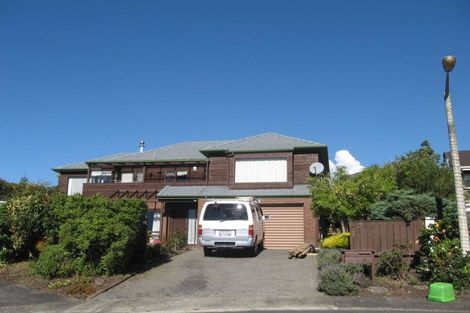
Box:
left=201, top=132, right=324, bottom=151
left=55, top=161, right=86, bottom=167
left=87, top=152, right=132, bottom=162
left=269, top=132, right=324, bottom=145
left=143, top=140, right=228, bottom=153
left=201, top=133, right=272, bottom=150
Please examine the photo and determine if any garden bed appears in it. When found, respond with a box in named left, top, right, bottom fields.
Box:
left=0, top=261, right=130, bottom=299
left=0, top=246, right=189, bottom=299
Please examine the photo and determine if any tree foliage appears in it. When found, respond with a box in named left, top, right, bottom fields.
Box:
left=0, top=203, right=14, bottom=262
left=393, top=141, right=454, bottom=198
left=311, top=140, right=457, bottom=229
left=310, top=165, right=396, bottom=228
left=0, top=178, right=14, bottom=201
left=368, top=189, right=437, bottom=222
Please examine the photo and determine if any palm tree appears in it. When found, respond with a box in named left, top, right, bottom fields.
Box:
left=442, top=56, right=470, bottom=254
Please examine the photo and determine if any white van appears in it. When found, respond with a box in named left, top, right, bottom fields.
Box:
left=198, top=197, right=268, bottom=256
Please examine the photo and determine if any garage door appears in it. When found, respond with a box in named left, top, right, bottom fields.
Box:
left=263, top=205, right=304, bottom=249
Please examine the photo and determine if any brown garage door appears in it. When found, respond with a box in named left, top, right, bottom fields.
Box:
left=263, top=205, right=304, bottom=249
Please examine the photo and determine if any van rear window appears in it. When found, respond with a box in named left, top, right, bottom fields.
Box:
left=203, top=204, right=248, bottom=221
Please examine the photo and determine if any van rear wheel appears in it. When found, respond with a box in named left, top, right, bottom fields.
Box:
left=203, top=247, right=212, bottom=256
left=249, top=241, right=258, bottom=257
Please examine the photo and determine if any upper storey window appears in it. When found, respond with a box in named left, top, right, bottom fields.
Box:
left=463, top=171, right=470, bottom=188
left=90, top=170, right=112, bottom=183
left=235, top=158, right=287, bottom=183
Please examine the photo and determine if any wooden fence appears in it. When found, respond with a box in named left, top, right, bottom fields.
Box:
left=349, top=220, right=424, bottom=255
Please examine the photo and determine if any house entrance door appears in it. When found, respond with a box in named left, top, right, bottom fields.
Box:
left=166, top=201, right=198, bottom=244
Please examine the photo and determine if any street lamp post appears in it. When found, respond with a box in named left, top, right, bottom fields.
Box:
left=442, top=55, right=470, bottom=254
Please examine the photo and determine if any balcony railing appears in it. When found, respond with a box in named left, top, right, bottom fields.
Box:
left=87, top=177, right=206, bottom=184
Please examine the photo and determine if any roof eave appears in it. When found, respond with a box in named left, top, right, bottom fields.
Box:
left=85, top=158, right=208, bottom=165
left=200, top=145, right=327, bottom=155
left=52, top=168, right=88, bottom=173
left=157, top=194, right=310, bottom=200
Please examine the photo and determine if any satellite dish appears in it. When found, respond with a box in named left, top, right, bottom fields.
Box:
left=309, top=162, right=324, bottom=175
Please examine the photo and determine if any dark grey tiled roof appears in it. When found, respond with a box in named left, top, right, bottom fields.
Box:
left=54, top=133, right=328, bottom=171
left=157, top=185, right=310, bottom=198
left=200, top=132, right=326, bottom=153
left=52, top=162, right=88, bottom=172
left=87, top=141, right=229, bottom=163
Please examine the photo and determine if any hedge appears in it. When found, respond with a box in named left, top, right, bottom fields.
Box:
left=35, top=194, right=148, bottom=277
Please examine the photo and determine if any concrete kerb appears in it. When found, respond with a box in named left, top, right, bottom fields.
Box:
left=82, top=306, right=470, bottom=313
left=86, top=274, right=132, bottom=300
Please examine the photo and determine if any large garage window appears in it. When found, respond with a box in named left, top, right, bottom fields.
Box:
left=235, top=158, right=287, bottom=183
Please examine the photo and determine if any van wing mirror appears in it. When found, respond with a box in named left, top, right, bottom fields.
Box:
left=262, top=214, right=270, bottom=221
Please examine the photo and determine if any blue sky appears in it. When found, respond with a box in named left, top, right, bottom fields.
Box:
left=1, top=0, right=469, bottom=184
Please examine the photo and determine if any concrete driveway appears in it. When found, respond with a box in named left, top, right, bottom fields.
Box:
left=68, top=248, right=325, bottom=312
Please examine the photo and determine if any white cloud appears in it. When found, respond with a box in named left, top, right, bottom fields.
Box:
left=332, top=150, right=364, bottom=175
left=328, top=160, right=337, bottom=175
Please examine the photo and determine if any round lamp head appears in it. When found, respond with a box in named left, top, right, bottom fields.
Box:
left=442, top=56, right=456, bottom=73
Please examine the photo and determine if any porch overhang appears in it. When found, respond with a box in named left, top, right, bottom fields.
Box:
left=156, top=185, right=311, bottom=200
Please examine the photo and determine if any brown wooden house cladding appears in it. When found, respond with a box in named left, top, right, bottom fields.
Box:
left=53, top=133, right=329, bottom=249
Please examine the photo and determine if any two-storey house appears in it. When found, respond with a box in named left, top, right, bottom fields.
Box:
left=53, top=133, right=329, bottom=249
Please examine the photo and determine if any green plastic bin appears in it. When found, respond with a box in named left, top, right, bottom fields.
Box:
left=427, top=282, right=456, bottom=303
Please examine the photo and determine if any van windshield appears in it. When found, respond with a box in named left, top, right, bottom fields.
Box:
left=203, top=203, right=248, bottom=221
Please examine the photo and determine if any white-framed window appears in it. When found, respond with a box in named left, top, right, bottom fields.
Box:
left=121, top=173, right=134, bottom=183
left=235, top=158, right=288, bottom=183
left=67, top=177, right=87, bottom=195
left=120, top=169, right=144, bottom=183
left=90, top=170, right=112, bottom=183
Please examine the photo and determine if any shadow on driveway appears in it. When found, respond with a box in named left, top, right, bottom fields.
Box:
left=67, top=248, right=323, bottom=312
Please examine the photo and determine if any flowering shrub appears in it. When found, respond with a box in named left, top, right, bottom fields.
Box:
left=416, top=222, right=470, bottom=291
left=146, top=239, right=161, bottom=258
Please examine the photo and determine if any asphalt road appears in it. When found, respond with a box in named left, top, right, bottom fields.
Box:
left=0, top=282, right=77, bottom=313
left=224, top=311, right=470, bottom=313
left=1, top=249, right=470, bottom=313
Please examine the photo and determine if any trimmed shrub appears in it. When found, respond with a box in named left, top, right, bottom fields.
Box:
left=44, top=195, right=148, bottom=277
left=321, top=233, right=350, bottom=249
left=35, top=244, right=74, bottom=278
left=377, top=249, right=406, bottom=279
left=318, top=263, right=359, bottom=296
left=317, top=249, right=341, bottom=269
